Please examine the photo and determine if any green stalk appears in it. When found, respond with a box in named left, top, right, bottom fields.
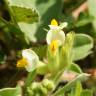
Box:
left=25, top=69, right=36, bottom=87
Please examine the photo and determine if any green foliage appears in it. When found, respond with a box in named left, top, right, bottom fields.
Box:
left=75, top=12, right=93, bottom=27
left=68, top=81, right=82, bottom=96
left=17, top=0, right=63, bottom=42
left=0, top=18, right=27, bottom=49
left=11, top=6, right=38, bottom=23
left=3, top=0, right=64, bottom=42
left=73, top=34, right=93, bottom=61
left=9, top=0, right=39, bottom=23
left=0, top=86, right=21, bottom=96
left=8, top=0, right=39, bottom=23
left=32, top=33, right=94, bottom=62
left=74, top=81, right=82, bottom=96
left=88, top=0, right=96, bottom=34
left=69, top=63, right=83, bottom=73
left=0, top=0, right=40, bottom=61
left=8, top=0, right=39, bottom=42
left=68, top=82, right=93, bottom=96
left=81, top=89, right=93, bottom=96
left=52, top=73, right=90, bottom=96
left=18, top=30, right=92, bottom=96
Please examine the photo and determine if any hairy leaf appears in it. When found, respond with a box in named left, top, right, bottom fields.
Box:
left=73, top=34, right=93, bottom=61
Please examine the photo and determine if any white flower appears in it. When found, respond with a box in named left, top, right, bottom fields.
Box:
left=46, top=29, right=65, bottom=46
left=46, top=19, right=67, bottom=46
left=17, top=49, right=39, bottom=72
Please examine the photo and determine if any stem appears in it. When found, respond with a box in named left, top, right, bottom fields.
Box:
left=25, top=69, right=36, bottom=87
left=50, top=69, right=64, bottom=84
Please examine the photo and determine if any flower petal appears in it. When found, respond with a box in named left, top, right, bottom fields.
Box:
left=49, top=25, right=60, bottom=30
left=22, top=49, right=39, bottom=72
left=59, top=22, right=68, bottom=29
left=46, top=29, right=65, bottom=46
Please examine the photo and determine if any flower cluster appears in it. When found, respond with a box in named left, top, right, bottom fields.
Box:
left=27, top=79, right=54, bottom=96
left=16, top=19, right=68, bottom=72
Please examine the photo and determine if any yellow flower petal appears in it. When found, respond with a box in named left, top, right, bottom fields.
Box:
left=51, top=19, right=58, bottom=26
left=50, top=40, right=58, bottom=53
left=17, top=58, right=28, bottom=68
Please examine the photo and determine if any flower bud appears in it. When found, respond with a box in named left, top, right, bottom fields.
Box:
left=42, top=79, right=55, bottom=91
left=31, top=82, right=39, bottom=90
left=39, top=84, right=48, bottom=95
left=27, top=87, right=34, bottom=96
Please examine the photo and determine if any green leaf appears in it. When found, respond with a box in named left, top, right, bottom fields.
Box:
left=18, top=23, right=38, bottom=42
left=52, top=73, right=90, bottom=96
left=11, top=6, right=38, bottom=23
left=8, top=0, right=39, bottom=23
left=0, top=86, right=21, bottom=96
left=88, top=0, right=96, bottom=33
left=69, top=63, right=83, bottom=73
left=73, top=34, right=93, bottom=61
left=75, top=17, right=93, bottom=27
left=74, top=81, right=82, bottom=96
left=7, top=0, right=39, bottom=42
left=68, top=81, right=82, bottom=96
left=81, top=89, right=93, bottom=96
left=75, top=12, right=93, bottom=27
